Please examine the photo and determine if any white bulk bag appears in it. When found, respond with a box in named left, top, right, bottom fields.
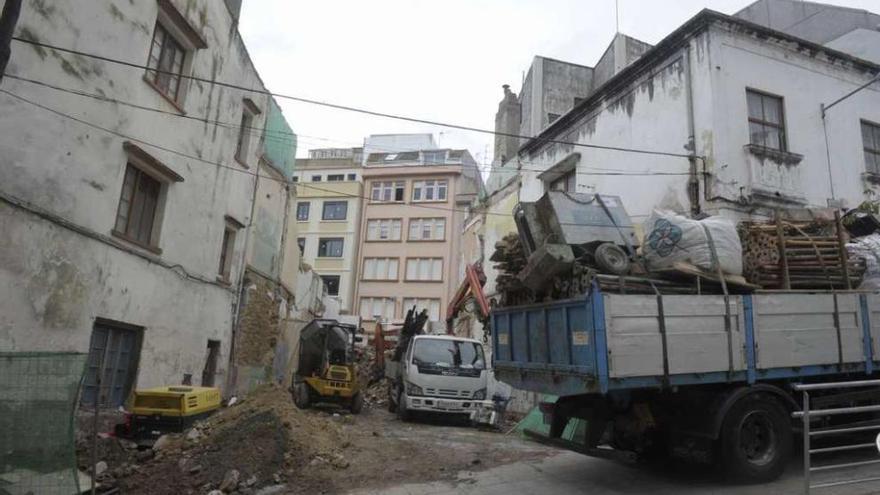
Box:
left=642, top=210, right=743, bottom=276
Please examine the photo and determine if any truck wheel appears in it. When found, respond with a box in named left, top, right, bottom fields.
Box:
left=397, top=390, right=411, bottom=422
left=594, top=243, right=630, bottom=275
left=350, top=391, right=364, bottom=414
left=718, top=395, right=791, bottom=483
left=387, top=385, right=397, bottom=413
left=293, top=382, right=311, bottom=409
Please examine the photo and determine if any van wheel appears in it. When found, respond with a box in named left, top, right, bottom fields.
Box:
left=397, top=390, right=411, bottom=422
left=387, top=385, right=397, bottom=413
left=718, top=395, right=791, bottom=483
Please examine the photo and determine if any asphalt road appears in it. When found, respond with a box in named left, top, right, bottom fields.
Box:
left=350, top=449, right=880, bottom=495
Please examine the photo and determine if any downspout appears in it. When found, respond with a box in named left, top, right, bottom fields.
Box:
left=683, top=44, right=701, bottom=216
left=226, top=161, right=261, bottom=395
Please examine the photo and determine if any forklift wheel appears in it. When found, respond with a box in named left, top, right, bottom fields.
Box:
left=350, top=391, right=364, bottom=414
left=293, top=382, right=311, bottom=409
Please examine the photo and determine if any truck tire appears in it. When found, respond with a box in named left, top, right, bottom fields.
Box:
left=387, top=385, right=397, bottom=413
left=293, top=382, right=311, bottom=410
left=594, top=243, right=630, bottom=275
left=718, top=395, right=791, bottom=483
left=350, top=391, right=364, bottom=414
left=397, top=390, right=411, bottom=422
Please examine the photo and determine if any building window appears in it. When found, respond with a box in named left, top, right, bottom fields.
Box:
left=322, top=201, right=348, bottom=220
left=297, top=237, right=306, bottom=255
left=371, top=181, right=405, bottom=202
left=863, top=120, right=880, bottom=175
left=296, top=202, right=310, bottom=221
left=145, top=22, right=185, bottom=101
left=347, top=173, right=357, bottom=181
left=366, top=219, right=402, bottom=241
left=360, top=297, right=396, bottom=321
left=405, top=258, right=443, bottom=281
left=81, top=320, right=142, bottom=408
left=408, top=218, right=446, bottom=241
left=362, top=257, right=399, bottom=281
left=114, top=164, right=163, bottom=248
left=321, top=275, right=341, bottom=296
left=747, top=89, right=786, bottom=151
left=412, top=179, right=447, bottom=202
left=235, top=100, right=260, bottom=165
left=327, top=174, right=344, bottom=181
left=312, top=175, right=322, bottom=182
left=423, top=150, right=446, bottom=164
left=549, top=170, right=576, bottom=192
left=402, top=298, right=441, bottom=322
left=218, top=219, right=240, bottom=281
left=318, top=238, right=344, bottom=257
left=292, top=176, right=299, bottom=182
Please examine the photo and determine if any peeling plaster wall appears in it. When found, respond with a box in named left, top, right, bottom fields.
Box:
left=705, top=23, right=880, bottom=213
left=0, top=0, right=292, bottom=394
left=522, top=48, right=693, bottom=221
left=519, top=22, right=880, bottom=223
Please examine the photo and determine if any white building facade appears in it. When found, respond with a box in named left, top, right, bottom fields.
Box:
left=0, top=0, right=297, bottom=404
left=492, top=7, right=880, bottom=223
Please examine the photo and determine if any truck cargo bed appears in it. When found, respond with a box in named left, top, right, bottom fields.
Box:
left=491, top=286, right=878, bottom=396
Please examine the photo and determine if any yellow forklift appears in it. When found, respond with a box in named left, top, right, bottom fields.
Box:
left=291, top=319, right=363, bottom=414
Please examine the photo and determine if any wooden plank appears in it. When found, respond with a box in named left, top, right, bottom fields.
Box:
left=776, top=210, right=791, bottom=290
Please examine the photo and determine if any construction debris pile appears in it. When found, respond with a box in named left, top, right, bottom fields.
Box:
left=491, top=192, right=879, bottom=309
left=80, top=385, right=351, bottom=495
left=740, top=216, right=865, bottom=289
left=490, top=233, right=532, bottom=306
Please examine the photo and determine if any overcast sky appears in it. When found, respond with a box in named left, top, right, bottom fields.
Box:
left=239, top=0, right=878, bottom=165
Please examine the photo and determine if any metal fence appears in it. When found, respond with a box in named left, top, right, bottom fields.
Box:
left=793, top=379, right=880, bottom=494
left=0, top=352, right=88, bottom=495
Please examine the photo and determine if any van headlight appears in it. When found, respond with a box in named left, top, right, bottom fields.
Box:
left=406, top=382, right=423, bottom=396
left=473, top=388, right=487, bottom=400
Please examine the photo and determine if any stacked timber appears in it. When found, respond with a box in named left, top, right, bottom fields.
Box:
left=740, top=215, right=866, bottom=289
left=490, top=233, right=534, bottom=306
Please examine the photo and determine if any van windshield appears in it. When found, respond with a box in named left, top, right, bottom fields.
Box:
left=412, top=338, right=486, bottom=370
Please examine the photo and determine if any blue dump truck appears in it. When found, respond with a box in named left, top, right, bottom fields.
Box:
left=491, top=286, right=880, bottom=482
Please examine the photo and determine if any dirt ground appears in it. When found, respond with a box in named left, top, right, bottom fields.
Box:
left=77, top=384, right=552, bottom=495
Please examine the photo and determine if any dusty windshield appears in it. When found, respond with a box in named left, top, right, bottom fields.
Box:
left=412, top=338, right=486, bottom=370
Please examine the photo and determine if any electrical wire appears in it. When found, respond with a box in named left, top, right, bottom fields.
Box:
left=10, top=36, right=700, bottom=161
left=1, top=87, right=688, bottom=223
left=3, top=72, right=692, bottom=178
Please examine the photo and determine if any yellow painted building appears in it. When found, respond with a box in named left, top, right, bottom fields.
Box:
left=293, top=149, right=363, bottom=313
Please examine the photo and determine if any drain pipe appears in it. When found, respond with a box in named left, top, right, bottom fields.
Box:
left=683, top=44, right=701, bottom=216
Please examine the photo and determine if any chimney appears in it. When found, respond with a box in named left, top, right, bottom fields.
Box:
left=494, top=84, right=522, bottom=165
left=224, top=0, right=243, bottom=22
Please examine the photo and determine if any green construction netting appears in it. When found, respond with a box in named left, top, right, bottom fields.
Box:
left=0, top=352, right=88, bottom=495
left=514, top=395, right=588, bottom=442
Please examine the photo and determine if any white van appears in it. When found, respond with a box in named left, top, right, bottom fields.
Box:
left=386, top=334, right=494, bottom=422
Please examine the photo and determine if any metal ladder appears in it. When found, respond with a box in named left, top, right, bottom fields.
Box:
left=793, top=379, right=880, bottom=493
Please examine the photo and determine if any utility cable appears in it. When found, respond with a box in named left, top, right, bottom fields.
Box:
left=1, top=88, right=676, bottom=225
left=4, top=72, right=692, bottom=178
left=11, top=36, right=700, bottom=161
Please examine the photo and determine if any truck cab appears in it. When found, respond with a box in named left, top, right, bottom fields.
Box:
left=386, top=334, right=494, bottom=422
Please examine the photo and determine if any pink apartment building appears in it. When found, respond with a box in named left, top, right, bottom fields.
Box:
left=354, top=147, right=483, bottom=330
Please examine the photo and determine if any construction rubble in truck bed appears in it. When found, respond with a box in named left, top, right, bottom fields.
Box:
left=491, top=192, right=878, bottom=308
